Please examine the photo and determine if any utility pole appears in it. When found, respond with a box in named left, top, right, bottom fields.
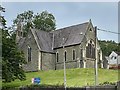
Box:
left=63, top=38, right=67, bottom=90
left=95, top=26, right=98, bottom=86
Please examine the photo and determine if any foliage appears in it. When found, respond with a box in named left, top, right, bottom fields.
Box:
left=99, top=81, right=116, bottom=85
left=13, top=10, right=33, bottom=37
left=2, top=6, right=26, bottom=82
left=99, top=40, right=120, bottom=56
left=22, top=84, right=64, bottom=88
left=2, top=29, right=26, bottom=82
left=2, top=68, right=118, bottom=89
left=1, top=16, right=6, bottom=28
left=33, top=11, right=56, bottom=31
left=13, top=10, right=56, bottom=36
left=0, top=5, right=6, bottom=29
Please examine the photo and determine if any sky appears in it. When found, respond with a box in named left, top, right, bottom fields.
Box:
left=1, top=2, right=118, bottom=42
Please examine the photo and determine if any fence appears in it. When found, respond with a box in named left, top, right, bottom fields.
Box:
left=2, top=81, right=120, bottom=90
left=19, top=85, right=118, bottom=90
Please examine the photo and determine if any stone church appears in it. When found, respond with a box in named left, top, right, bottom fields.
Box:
left=16, top=20, right=103, bottom=71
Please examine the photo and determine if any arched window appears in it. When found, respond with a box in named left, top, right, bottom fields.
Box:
left=73, top=50, right=76, bottom=60
left=28, top=46, right=31, bottom=62
left=80, top=49, right=83, bottom=60
left=64, top=51, right=67, bottom=61
left=86, top=40, right=95, bottom=59
left=56, top=52, right=59, bottom=62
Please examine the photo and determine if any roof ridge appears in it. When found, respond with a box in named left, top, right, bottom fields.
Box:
left=114, top=51, right=120, bottom=55
left=32, top=28, right=50, bottom=33
left=55, top=22, right=89, bottom=31
left=31, top=29, right=41, bottom=50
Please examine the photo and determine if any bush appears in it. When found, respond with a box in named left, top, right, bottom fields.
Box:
left=99, top=81, right=116, bottom=86
left=2, top=86, right=19, bottom=90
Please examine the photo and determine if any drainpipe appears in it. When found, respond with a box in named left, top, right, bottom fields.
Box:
left=41, top=52, right=42, bottom=70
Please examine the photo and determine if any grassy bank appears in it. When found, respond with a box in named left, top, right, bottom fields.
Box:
left=2, top=68, right=118, bottom=88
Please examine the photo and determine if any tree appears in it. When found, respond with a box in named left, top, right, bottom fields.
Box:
left=99, top=40, right=120, bottom=56
left=2, top=30, right=26, bottom=82
left=13, top=10, right=56, bottom=36
left=33, top=11, right=56, bottom=31
left=13, top=10, right=33, bottom=37
left=0, top=5, right=6, bottom=29
left=1, top=6, right=26, bottom=82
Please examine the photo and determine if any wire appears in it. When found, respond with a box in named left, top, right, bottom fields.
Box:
left=97, top=28, right=120, bottom=35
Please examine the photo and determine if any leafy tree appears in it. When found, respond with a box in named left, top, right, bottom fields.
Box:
left=1, top=6, right=26, bottom=82
left=13, top=10, right=33, bottom=37
left=13, top=10, right=56, bottom=36
left=99, top=40, right=120, bottom=56
left=0, top=5, right=6, bottom=29
left=2, top=30, right=26, bottom=82
left=33, top=11, right=56, bottom=31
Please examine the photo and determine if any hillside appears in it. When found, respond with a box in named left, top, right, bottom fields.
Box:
left=2, top=68, right=118, bottom=88
left=99, top=40, right=120, bottom=56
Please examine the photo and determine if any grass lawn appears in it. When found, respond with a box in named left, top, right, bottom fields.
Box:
left=2, top=68, right=119, bottom=88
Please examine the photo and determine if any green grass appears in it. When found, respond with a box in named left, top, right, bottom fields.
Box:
left=2, top=68, right=119, bottom=88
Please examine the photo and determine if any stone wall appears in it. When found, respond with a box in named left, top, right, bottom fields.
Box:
left=55, top=45, right=81, bottom=70
left=41, top=52, right=55, bottom=70
left=19, top=21, right=103, bottom=71
left=86, top=59, right=95, bottom=68
left=80, top=22, right=97, bottom=68
left=55, top=22, right=101, bottom=69
left=21, top=30, right=39, bottom=71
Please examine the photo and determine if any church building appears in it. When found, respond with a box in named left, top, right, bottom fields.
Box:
left=16, top=20, right=103, bottom=71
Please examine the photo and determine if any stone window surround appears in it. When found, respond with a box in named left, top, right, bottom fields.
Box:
left=72, top=49, right=76, bottom=60
left=86, top=39, right=95, bottom=59
left=64, top=50, right=67, bottom=62
left=27, top=45, right=32, bottom=62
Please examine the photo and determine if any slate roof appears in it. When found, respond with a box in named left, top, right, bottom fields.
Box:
left=32, top=29, right=53, bottom=53
left=18, top=21, right=89, bottom=53
left=52, top=22, right=89, bottom=48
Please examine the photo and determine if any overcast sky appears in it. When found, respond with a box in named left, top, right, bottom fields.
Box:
left=1, top=2, right=118, bottom=42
